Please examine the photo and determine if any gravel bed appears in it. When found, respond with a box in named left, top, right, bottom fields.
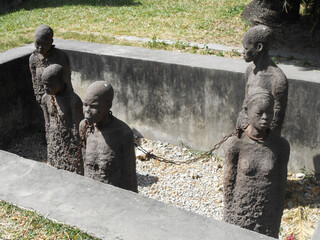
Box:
left=136, top=138, right=224, bottom=220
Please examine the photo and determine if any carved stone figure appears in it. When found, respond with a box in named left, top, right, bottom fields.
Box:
left=236, top=25, right=288, bottom=135
left=224, top=88, right=290, bottom=238
left=29, top=25, right=73, bottom=104
left=80, top=81, right=138, bottom=192
left=42, top=64, right=84, bottom=175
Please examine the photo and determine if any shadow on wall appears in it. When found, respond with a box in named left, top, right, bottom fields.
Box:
left=314, top=154, right=320, bottom=179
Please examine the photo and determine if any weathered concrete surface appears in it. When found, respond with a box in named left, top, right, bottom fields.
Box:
left=56, top=39, right=319, bottom=173
left=0, top=44, right=43, bottom=149
left=0, top=40, right=319, bottom=173
left=0, top=150, right=275, bottom=240
left=312, top=220, right=320, bottom=240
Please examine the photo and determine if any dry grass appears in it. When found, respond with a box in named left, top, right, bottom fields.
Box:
left=0, top=0, right=251, bottom=52
left=0, top=200, right=99, bottom=239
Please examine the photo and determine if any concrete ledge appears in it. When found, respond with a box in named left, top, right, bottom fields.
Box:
left=312, top=220, right=320, bottom=240
left=0, top=150, right=275, bottom=240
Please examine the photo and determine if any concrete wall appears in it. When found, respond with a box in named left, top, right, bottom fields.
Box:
left=58, top=40, right=319, bottom=173
left=0, top=45, right=43, bottom=149
left=0, top=40, right=319, bottom=173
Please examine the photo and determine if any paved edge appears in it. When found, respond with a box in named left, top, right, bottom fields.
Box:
left=0, top=150, right=276, bottom=240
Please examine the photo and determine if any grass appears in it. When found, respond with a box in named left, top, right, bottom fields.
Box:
left=0, top=0, right=251, bottom=53
left=0, top=200, right=100, bottom=239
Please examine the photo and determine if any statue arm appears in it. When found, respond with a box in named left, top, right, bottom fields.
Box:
left=29, top=55, right=41, bottom=103
left=71, top=95, right=84, bottom=129
left=79, top=119, right=88, bottom=163
left=271, top=76, right=288, bottom=134
left=41, top=94, right=50, bottom=134
left=122, top=131, right=138, bottom=192
left=223, top=138, right=239, bottom=218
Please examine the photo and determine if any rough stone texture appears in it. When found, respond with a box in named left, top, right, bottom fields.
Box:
left=0, top=150, right=276, bottom=240
left=29, top=25, right=72, bottom=104
left=0, top=41, right=319, bottom=173
left=236, top=25, right=288, bottom=135
left=80, top=81, right=138, bottom=192
left=224, top=89, right=290, bottom=238
left=41, top=64, right=84, bottom=174
left=242, top=0, right=283, bottom=26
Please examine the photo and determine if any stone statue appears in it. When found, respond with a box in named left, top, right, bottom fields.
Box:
left=79, top=81, right=138, bottom=192
left=29, top=25, right=73, bottom=104
left=42, top=64, right=84, bottom=175
left=224, top=88, right=290, bottom=238
left=236, top=25, right=288, bottom=135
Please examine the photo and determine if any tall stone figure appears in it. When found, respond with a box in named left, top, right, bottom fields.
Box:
left=224, top=88, right=290, bottom=238
left=42, top=64, right=84, bottom=175
left=80, top=81, right=138, bottom=192
left=237, top=25, right=288, bottom=135
left=29, top=25, right=73, bottom=104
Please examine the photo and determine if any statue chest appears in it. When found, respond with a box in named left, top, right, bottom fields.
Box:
left=247, top=72, right=273, bottom=94
left=85, top=131, right=120, bottom=173
left=238, top=142, right=277, bottom=178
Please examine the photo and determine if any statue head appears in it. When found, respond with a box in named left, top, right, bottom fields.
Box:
left=242, top=25, right=273, bottom=62
left=83, top=81, right=114, bottom=124
left=34, top=25, right=54, bottom=55
left=42, top=64, right=65, bottom=95
left=246, top=88, right=274, bottom=132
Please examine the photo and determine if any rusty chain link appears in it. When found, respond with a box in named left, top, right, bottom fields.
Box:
left=134, top=131, right=236, bottom=165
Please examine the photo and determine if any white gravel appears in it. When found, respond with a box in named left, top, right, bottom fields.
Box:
left=136, top=137, right=225, bottom=220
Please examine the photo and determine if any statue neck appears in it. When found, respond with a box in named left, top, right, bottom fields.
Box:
left=244, top=124, right=269, bottom=142
left=95, top=111, right=113, bottom=129
left=253, top=51, right=270, bottom=72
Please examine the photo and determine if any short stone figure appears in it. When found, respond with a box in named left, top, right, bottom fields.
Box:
left=42, top=64, right=84, bottom=175
left=79, top=81, right=138, bottom=192
left=224, top=88, right=290, bottom=238
left=236, top=25, right=288, bottom=135
left=29, top=25, right=73, bottom=104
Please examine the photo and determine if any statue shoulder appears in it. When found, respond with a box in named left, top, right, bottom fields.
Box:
left=245, top=63, right=254, bottom=78
left=29, top=53, right=38, bottom=65
left=112, top=117, right=134, bottom=139
left=53, top=48, right=70, bottom=60
left=225, top=135, right=241, bottom=152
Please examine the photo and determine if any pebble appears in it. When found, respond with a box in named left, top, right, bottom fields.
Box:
left=136, top=137, right=224, bottom=220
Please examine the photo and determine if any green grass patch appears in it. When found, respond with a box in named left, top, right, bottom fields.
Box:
left=0, top=0, right=251, bottom=53
left=0, top=200, right=100, bottom=239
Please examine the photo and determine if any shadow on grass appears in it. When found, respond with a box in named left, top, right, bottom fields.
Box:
left=1, top=0, right=142, bottom=15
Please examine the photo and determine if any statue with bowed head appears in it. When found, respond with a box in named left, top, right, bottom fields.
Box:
left=80, top=81, right=138, bottom=192
left=42, top=64, right=84, bottom=175
left=224, top=88, right=290, bottom=238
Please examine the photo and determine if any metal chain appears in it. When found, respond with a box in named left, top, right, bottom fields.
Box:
left=134, top=131, right=236, bottom=165
left=50, top=96, right=82, bottom=168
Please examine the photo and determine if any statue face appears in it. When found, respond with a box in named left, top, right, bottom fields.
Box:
left=35, top=36, right=52, bottom=55
left=242, top=38, right=259, bottom=62
left=247, top=99, right=273, bottom=131
left=83, top=96, right=108, bottom=124
left=43, top=78, right=61, bottom=95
